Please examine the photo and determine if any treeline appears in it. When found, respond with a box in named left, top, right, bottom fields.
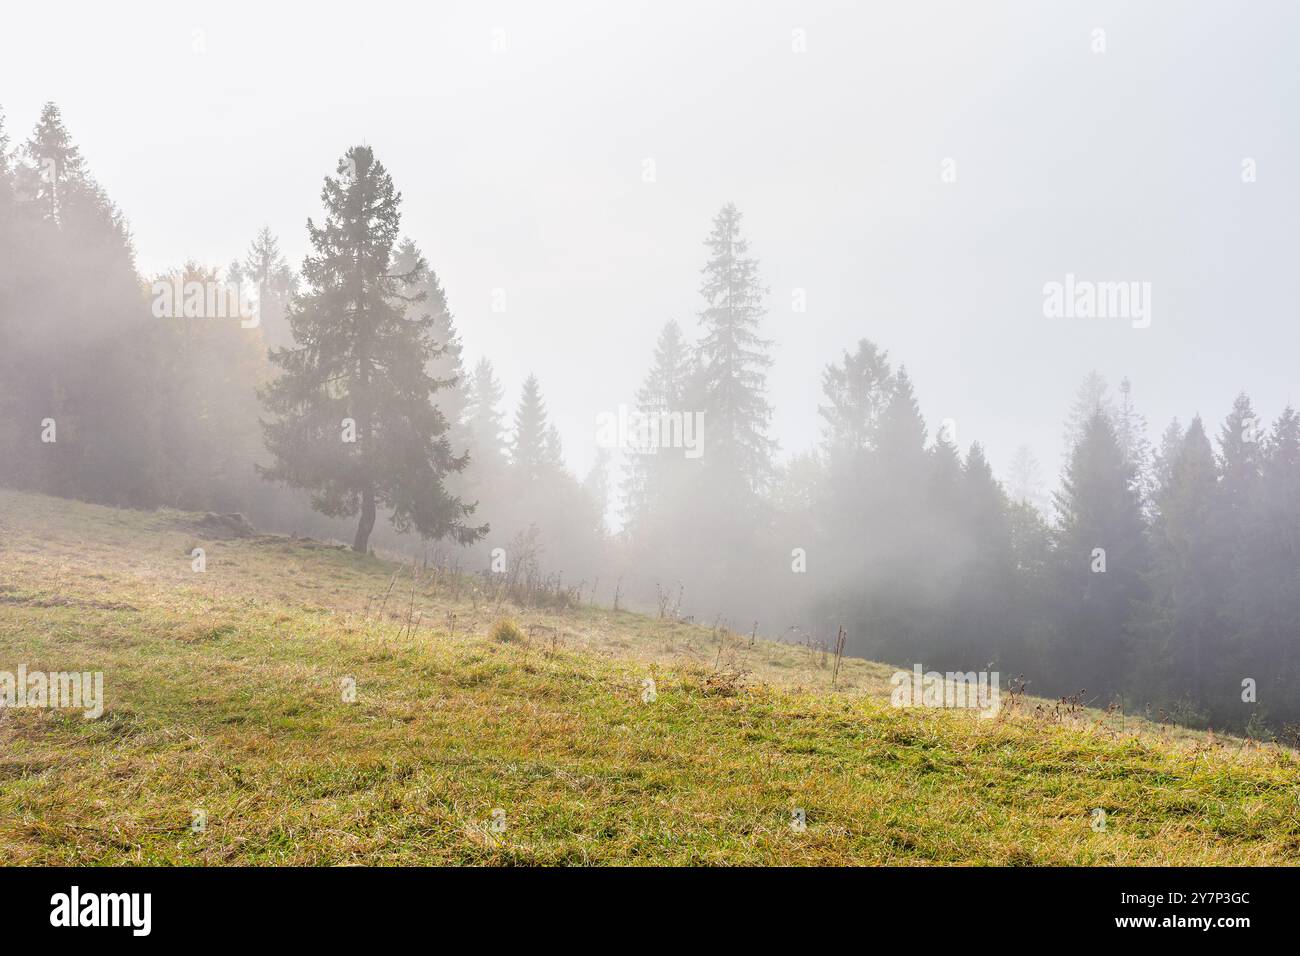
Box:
left=0, top=105, right=608, bottom=589
left=2, top=103, right=1296, bottom=734
left=611, top=203, right=1298, bottom=734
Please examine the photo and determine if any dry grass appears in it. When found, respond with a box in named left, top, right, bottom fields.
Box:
left=1, top=488, right=1297, bottom=865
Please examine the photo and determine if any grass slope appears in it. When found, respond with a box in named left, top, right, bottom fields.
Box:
left=0, top=489, right=1296, bottom=865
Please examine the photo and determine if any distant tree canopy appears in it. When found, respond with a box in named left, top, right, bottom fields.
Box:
left=228, top=226, right=297, bottom=354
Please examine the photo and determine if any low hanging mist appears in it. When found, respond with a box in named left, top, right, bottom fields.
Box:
left=2, top=4, right=1297, bottom=741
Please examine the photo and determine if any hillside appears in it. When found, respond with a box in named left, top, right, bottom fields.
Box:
left=0, top=488, right=1296, bottom=865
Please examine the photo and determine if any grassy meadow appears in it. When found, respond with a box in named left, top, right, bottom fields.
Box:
left=1, top=488, right=1297, bottom=865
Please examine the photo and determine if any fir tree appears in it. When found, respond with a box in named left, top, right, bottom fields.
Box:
left=1146, top=416, right=1222, bottom=709
left=229, top=227, right=298, bottom=352
left=818, top=338, right=893, bottom=458
left=874, top=367, right=928, bottom=476
left=465, top=357, right=507, bottom=468
left=812, top=339, right=895, bottom=575
left=582, top=447, right=612, bottom=536
left=390, top=238, right=468, bottom=443
left=1152, top=418, right=1185, bottom=496
left=1051, top=410, right=1149, bottom=699
left=1216, top=392, right=1261, bottom=521
left=854, top=367, right=932, bottom=662
left=1115, top=377, right=1153, bottom=506
left=22, top=102, right=87, bottom=222
left=693, top=202, right=775, bottom=492
left=259, top=145, right=484, bottom=552
left=952, top=442, right=1017, bottom=665
left=1007, top=444, right=1047, bottom=513
left=1062, top=371, right=1115, bottom=465
left=1250, top=408, right=1300, bottom=666
left=930, top=431, right=963, bottom=501
left=512, top=374, right=550, bottom=482
left=544, top=423, right=565, bottom=470
left=621, top=320, right=691, bottom=532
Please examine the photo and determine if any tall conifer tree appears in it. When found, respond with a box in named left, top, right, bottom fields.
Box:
left=260, top=146, right=484, bottom=552
left=693, top=202, right=775, bottom=493
left=465, top=357, right=507, bottom=468
left=621, top=320, right=691, bottom=533
left=511, top=374, right=551, bottom=483
left=1051, top=410, right=1149, bottom=698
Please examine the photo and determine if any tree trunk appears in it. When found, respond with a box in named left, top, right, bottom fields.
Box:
left=353, top=486, right=376, bottom=553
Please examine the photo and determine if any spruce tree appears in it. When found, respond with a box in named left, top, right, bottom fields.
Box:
left=818, top=338, right=893, bottom=458
left=1145, top=416, right=1222, bottom=712
left=859, top=367, right=932, bottom=662
left=929, top=431, right=963, bottom=503
left=1152, top=418, right=1185, bottom=496
left=544, top=423, right=565, bottom=469
left=693, top=202, right=775, bottom=493
left=1062, top=371, right=1115, bottom=464
left=621, top=320, right=691, bottom=533
left=1008, top=498, right=1054, bottom=639
left=3, top=105, right=141, bottom=501
left=22, top=103, right=87, bottom=223
left=1216, top=392, right=1261, bottom=522
left=19, top=102, right=132, bottom=273
left=229, top=227, right=298, bottom=352
left=259, top=146, right=484, bottom=552
left=1051, top=410, right=1148, bottom=699
left=639, top=320, right=690, bottom=412
left=1264, top=407, right=1300, bottom=476
left=874, top=367, right=928, bottom=477
left=871, top=367, right=930, bottom=540
left=811, top=339, right=894, bottom=586
left=582, top=447, right=612, bottom=536
left=1007, top=444, right=1047, bottom=513
left=390, top=238, right=468, bottom=443
left=954, top=442, right=1017, bottom=665
left=1252, top=408, right=1300, bottom=671
left=1211, top=393, right=1267, bottom=721
left=1115, top=377, right=1154, bottom=507
left=465, top=357, right=508, bottom=468
left=511, top=374, right=550, bottom=483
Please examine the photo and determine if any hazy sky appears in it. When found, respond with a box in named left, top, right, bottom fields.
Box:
left=4, top=0, right=1298, bottom=495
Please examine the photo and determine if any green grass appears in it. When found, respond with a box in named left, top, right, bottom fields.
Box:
left=1, top=488, right=1297, bottom=865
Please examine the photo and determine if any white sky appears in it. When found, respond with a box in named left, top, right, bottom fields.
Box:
left=4, top=0, right=1298, bottom=492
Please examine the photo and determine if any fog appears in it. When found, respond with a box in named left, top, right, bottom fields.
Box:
left=5, top=1, right=1296, bottom=479
left=3, top=1, right=1299, bottom=734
